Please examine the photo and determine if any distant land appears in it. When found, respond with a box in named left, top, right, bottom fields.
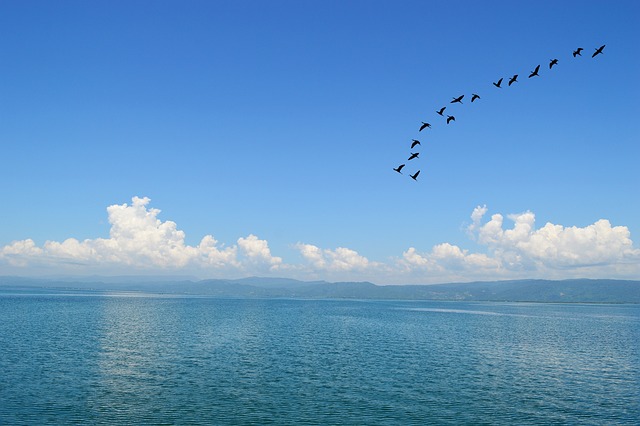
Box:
left=1, top=276, right=639, bottom=303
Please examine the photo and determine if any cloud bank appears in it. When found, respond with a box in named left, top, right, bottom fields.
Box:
left=1, top=197, right=638, bottom=283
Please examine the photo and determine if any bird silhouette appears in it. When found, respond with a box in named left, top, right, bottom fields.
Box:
left=493, top=78, right=503, bottom=88
left=592, top=44, right=605, bottom=57
left=408, top=152, right=419, bottom=161
left=411, top=139, right=421, bottom=149
left=508, top=74, right=518, bottom=86
left=549, top=59, right=558, bottom=69
left=573, top=47, right=583, bottom=57
left=393, top=164, right=405, bottom=174
left=446, top=115, right=455, bottom=124
left=471, top=94, right=480, bottom=102
left=436, top=107, right=446, bottom=116
left=410, top=170, right=420, bottom=181
left=528, top=65, right=540, bottom=78
left=419, top=122, right=431, bottom=132
left=451, top=95, right=464, bottom=104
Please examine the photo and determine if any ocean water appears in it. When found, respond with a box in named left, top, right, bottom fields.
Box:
left=0, top=292, right=638, bottom=425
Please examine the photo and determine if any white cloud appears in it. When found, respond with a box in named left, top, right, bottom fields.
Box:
left=468, top=207, right=640, bottom=272
left=1, top=239, right=44, bottom=266
left=1, top=198, right=638, bottom=283
left=237, top=234, right=282, bottom=270
left=399, top=243, right=502, bottom=283
left=295, top=243, right=371, bottom=272
left=0, top=197, right=241, bottom=274
left=396, top=206, right=640, bottom=283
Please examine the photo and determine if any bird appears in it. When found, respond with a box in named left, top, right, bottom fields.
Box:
left=408, top=152, right=419, bottom=161
left=411, top=139, right=421, bottom=149
left=446, top=115, right=455, bottom=124
left=493, top=78, right=503, bottom=88
left=410, top=170, right=420, bottom=181
left=592, top=44, right=605, bottom=58
left=419, top=122, right=431, bottom=131
left=471, top=94, right=480, bottom=102
left=508, top=74, right=518, bottom=86
left=528, top=65, right=540, bottom=78
left=393, top=164, right=405, bottom=174
left=436, top=107, right=446, bottom=116
left=549, top=59, right=558, bottom=69
left=573, top=47, right=583, bottom=57
left=451, top=95, right=464, bottom=104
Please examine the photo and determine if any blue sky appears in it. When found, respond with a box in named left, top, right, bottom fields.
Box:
left=1, top=1, right=638, bottom=284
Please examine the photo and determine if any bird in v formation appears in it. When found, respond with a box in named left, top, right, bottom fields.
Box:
left=395, top=44, right=605, bottom=181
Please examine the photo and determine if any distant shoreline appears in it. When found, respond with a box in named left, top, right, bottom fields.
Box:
left=2, top=276, right=639, bottom=304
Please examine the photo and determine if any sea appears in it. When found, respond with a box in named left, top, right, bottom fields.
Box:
left=0, top=290, right=638, bottom=425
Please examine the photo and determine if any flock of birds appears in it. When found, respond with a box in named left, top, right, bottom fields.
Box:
left=394, top=44, right=606, bottom=181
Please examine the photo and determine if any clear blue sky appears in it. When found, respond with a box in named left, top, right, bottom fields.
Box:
left=1, top=1, right=638, bottom=283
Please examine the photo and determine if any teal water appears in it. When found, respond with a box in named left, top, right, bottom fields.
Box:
left=0, top=292, right=638, bottom=425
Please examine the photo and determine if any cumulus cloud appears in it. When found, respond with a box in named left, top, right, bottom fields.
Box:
left=1, top=197, right=240, bottom=273
left=0, top=198, right=638, bottom=283
left=237, top=234, right=282, bottom=270
left=396, top=206, right=640, bottom=283
left=467, top=207, right=640, bottom=272
left=399, top=244, right=502, bottom=283
left=295, top=243, right=372, bottom=272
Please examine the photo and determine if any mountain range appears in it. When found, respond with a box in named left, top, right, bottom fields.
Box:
left=1, top=276, right=639, bottom=303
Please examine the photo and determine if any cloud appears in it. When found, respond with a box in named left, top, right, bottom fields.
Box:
left=399, top=244, right=502, bottom=283
left=295, top=243, right=372, bottom=272
left=1, top=197, right=239, bottom=273
left=1, top=198, right=638, bottom=283
left=237, top=234, right=282, bottom=270
left=468, top=207, right=640, bottom=271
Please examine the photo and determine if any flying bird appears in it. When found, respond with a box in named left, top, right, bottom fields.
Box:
left=451, top=95, right=464, bottom=104
left=419, top=122, right=431, bottom=131
left=410, top=170, right=420, bottom=181
left=393, top=164, right=405, bottom=174
left=408, top=152, right=419, bottom=161
left=528, top=65, right=540, bottom=78
left=436, top=107, right=446, bottom=116
left=549, top=58, right=558, bottom=69
left=411, top=139, right=421, bottom=149
left=446, top=115, right=455, bottom=124
left=592, top=44, right=605, bottom=57
left=508, top=74, right=518, bottom=86
left=493, top=78, right=503, bottom=88
left=573, top=47, right=583, bottom=57
left=471, top=94, right=480, bottom=102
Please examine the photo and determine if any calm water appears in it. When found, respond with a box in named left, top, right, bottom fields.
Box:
left=0, top=292, right=638, bottom=425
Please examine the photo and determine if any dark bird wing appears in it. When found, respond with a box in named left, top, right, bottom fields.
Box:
left=437, top=107, right=446, bottom=115
left=451, top=95, right=464, bottom=103
left=592, top=44, right=605, bottom=57
left=549, top=59, right=558, bottom=69
left=508, top=74, right=518, bottom=86
left=493, top=78, right=503, bottom=88
left=408, top=153, right=419, bottom=161
left=573, top=47, right=583, bottom=57
left=419, top=122, right=430, bottom=131
left=447, top=115, right=455, bottom=124
left=410, top=170, right=420, bottom=181
left=471, top=94, right=480, bottom=102
left=394, top=164, right=405, bottom=173
left=529, top=65, right=540, bottom=78
left=411, top=140, right=421, bottom=149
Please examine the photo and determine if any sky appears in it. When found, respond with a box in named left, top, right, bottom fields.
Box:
left=1, top=0, right=639, bottom=284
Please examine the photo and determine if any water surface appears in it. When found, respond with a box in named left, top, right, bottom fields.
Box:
left=1, top=293, right=638, bottom=424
